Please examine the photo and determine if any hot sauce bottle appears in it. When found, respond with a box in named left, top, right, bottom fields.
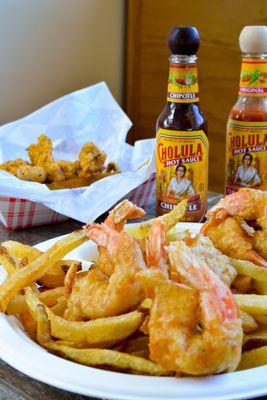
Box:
left=225, top=26, right=267, bottom=194
left=156, top=27, right=208, bottom=221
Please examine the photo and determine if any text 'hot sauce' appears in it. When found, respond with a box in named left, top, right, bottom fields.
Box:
left=156, top=27, right=208, bottom=221
left=226, top=26, right=267, bottom=194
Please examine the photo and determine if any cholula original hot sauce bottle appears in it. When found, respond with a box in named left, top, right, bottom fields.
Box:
left=226, top=26, right=267, bottom=194
left=156, top=27, right=208, bottom=221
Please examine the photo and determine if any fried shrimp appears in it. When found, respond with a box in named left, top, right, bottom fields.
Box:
left=137, top=221, right=243, bottom=376
left=97, top=200, right=146, bottom=277
left=207, top=189, right=267, bottom=230
left=201, top=212, right=267, bottom=267
left=183, top=234, right=237, bottom=287
left=64, top=224, right=146, bottom=320
left=77, top=142, right=106, bottom=178
left=202, top=189, right=267, bottom=267
left=253, top=230, right=267, bottom=260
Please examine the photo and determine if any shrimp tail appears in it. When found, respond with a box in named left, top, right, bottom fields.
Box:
left=246, top=249, right=267, bottom=268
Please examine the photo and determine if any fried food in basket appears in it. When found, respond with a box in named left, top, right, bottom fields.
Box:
left=0, top=159, right=28, bottom=175
left=16, top=165, right=47, bottom=183
left=46, top=172, right=120, bottom=190
left=0, top=134, right=120, bottom=189
left=28, top=134, right=65, bottom=182
left=1, top=191, right=267, bottom=376
left=77, top=142, right=106, bottom=178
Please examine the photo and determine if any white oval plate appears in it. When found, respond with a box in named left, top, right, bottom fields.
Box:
left=0, top=222, right=267, bottom=400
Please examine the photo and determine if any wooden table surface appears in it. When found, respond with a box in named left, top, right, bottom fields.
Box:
left=0, top=195, right=265, bottom=400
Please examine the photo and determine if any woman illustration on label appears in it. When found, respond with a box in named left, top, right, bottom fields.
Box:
left=234, top=152, right=261, bottom=188
left=167, top=164, right=195, bottom=199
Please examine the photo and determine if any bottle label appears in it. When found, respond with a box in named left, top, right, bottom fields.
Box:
left=167, top=62, right=199, bottom=103
left=225, top=119, right=267, bottom=194
left=156, top=128, right=209, bottom=221
left=239, top=58, right=267, bottom=96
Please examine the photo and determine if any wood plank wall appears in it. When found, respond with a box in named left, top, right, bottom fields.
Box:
left=125, top=0, right=267, bottom=192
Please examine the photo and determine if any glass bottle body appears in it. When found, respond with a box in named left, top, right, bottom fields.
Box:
left=225, top=54, right=267, bottom=194
left=155, top=55, right=208, bottom=222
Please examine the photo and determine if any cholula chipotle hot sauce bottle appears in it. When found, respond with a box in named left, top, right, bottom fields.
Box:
left=156, top=27, right=208, bottom=221
left=225, top=26, right=267, bottom=194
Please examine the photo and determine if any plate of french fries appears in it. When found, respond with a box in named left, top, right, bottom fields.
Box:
left=0, top=189, right=267, bottom=400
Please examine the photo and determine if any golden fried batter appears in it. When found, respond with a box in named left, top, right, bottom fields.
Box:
left=78, top=142, right=106, bottom=178
left=253, top=231, right=267, bottom=260
left=0, top=159, right=28, bottom=176
left=184, top=234, right=237, bottom=287
left=16, top=165, right=47, bottom=183
left=56, top=160, right=80, bottom=180
left=206, top=189, right=267, bottom=266
left=201, top=215, right=267, bottom=267
left=28, top=134, right=52, bottom=165
left=27, top=134, right=65, bottom=182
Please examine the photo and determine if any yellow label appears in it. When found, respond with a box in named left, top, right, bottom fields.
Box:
left=225, top=119, right=267, bottom=194
left=156, top=128, right=209, bottom=222
left=239, top=58, right=267, bottom=96
left=167, top=63, right=199, bottom=103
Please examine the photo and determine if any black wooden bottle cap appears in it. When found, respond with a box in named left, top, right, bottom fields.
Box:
left=168, top=27, right=200, bottom=55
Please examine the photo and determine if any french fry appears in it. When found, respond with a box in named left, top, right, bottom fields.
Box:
left=25, top=288, right=144, bottom=345
left=2, top=241, right=41, bottom=263
left=231, top=259, right=267, bottom=282
left=0, top=245, right=40, bottom=296
left=141, top=199, right=187, bottom=235
left=126, top=200, right=187, bottom=239
left=7, top=286, right=65, bottom=315
left=38, top=287, right=66, bottom=306
left=64, top=262, right=79, bottom=297
left=2, top=240, right=82, bottom=287
left=234, top=294, right=267, bottom=315
left=251, top=280, right=267, bottom=295
left=38, top=259, right=81, bottom=288
left=6, top=294, right=26, bottom=314
left=50, top=297, right=67, bottom=317
left=238, top=345, right=267, bottom=370
left=0, top=230, right=87, bottom=311
left=37, top=305, right=119, bottom=349
left=22, top=311, right=37, bottom=339
left=139, top=298, right=152, bottom=312
left=166, top=229, right=191, bottom=244
left=243, top=325, right=267, bottom=345
left=253, top=315, right=267, bottom=325
left=240, top=310, right=258, bottom=333
left=122, top=335, right=149, bottom=355
left=232, top=275, right=251, bottom=293
left=0, top=245, right=17, bottom=275
left=55, top=346, right=166, bottom=375
left=36, top=305, right=166, bottom=375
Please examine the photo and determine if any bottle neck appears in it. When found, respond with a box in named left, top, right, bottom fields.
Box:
left=238, top=53, right=267, bottom=98
left=167, top=54, right=199, bottom=104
